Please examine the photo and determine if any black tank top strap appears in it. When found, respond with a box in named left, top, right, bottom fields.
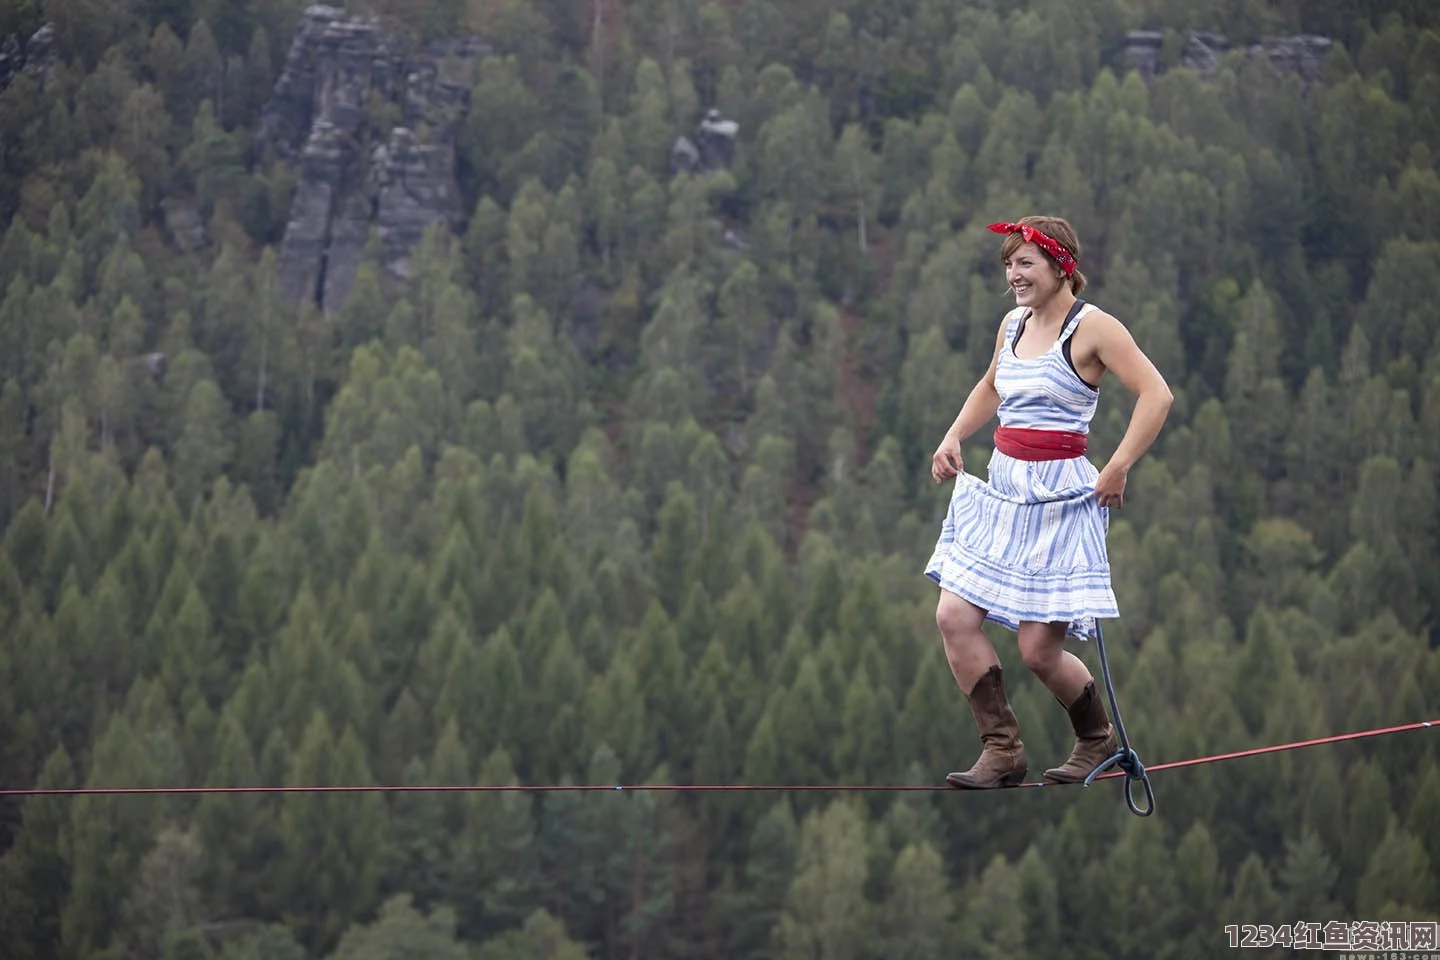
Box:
left=1060, top=300, right=1099, bottom=390
left=1010, top=309, right=1032, bottom=351
left=1059, top=299, right=1087, bottom=339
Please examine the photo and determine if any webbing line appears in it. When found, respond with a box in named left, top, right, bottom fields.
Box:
left=1, top=720, right=1432, bottom=798
left=1084, top=620, right=1154, bottom=816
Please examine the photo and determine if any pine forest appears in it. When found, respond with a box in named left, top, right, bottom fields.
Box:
left=1, top=0, right=1438, bottom=957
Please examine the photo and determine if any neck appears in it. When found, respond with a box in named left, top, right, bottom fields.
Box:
left=1028, top=287, right=1077, bottom=327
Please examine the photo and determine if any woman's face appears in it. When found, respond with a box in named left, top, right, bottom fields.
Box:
left=1004, top=241, right=1065, bottom=309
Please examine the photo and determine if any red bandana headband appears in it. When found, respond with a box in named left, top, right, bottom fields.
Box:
left=987, top=221, right=1078, bottom=277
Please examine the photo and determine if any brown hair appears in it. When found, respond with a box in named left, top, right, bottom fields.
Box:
left=999, top=215, right=1087, bottom=295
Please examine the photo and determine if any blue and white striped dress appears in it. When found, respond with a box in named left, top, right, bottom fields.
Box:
left=924, top=301, right=1119, bottom=643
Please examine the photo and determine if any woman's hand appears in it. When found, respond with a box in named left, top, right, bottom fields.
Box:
left=1095, top=461, right=1128, bottom=509
left=932, top=436, right=964, bottom=484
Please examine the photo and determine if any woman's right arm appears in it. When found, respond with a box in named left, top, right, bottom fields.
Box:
left=931, top=318, right=1009, bottom=482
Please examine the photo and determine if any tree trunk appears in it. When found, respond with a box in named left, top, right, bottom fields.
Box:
left=44, top=445, right=55, bottom=516
left=630, top=825, right=646, bottom=959
left=592, top=0, right=605, bottom=101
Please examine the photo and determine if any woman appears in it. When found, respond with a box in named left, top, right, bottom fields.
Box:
left=925, top=216, right=1173, bottom=789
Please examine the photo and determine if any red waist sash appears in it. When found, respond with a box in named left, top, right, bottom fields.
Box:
left=993, top=426, right=1088, bottom=461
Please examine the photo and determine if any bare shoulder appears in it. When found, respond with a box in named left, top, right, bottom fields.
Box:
left=983, top=308, right=1021, bottom=383
left=988, top=308, right=1021, bottom=355
left=1076, top=305, right=1167, bottom=392
left=1072, top=306, right=1135, bottom=357
left=1077, top=306, right=1132, bottom=341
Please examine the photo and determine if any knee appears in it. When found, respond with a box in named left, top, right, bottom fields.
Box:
left=935, top=602, right=958, bottom=638
left=1019, top=635, right=1061, bottom=675
left=935, top=596, right=980, bottom=642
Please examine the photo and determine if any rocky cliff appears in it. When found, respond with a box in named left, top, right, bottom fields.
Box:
left=255, top=11, right=1331, bottom=313
left=0, top=21, right=56, bottom=93
left=257, top=5, right=488, bottom=312
left=1123, top=30, right=1333, bottom=86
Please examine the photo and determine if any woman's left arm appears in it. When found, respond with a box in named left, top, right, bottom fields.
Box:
left=1095, top=312, right=1174, bottom=470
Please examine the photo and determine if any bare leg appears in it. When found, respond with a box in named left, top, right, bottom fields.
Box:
left=1016, top=621, right=1117, bottom=783
left=937, top=591, right=1027, bottom=789
left=1015, top=621, right=1093, bottom=705
left=935, top=590, right=999, bottom=692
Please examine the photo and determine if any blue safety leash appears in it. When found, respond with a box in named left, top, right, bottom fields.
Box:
left=1083, top=620, right=1156, bottom=816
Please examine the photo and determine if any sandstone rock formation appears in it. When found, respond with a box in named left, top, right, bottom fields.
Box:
left=1122, top=30, right=1332, bottom=86
left=671, top=108, right=739, bottom=177
left=257, top=5, right=488, bottom=312
left=0, top=22, right=56, bottom=93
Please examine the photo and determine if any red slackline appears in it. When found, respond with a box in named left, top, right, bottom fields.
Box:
left=0, top=719, right=1433, bottom=797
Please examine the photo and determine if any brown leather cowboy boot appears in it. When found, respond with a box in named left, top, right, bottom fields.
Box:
left=947, top=665, right=1028, bottom=789
left=1042, top=681, right=1118, bottom=783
